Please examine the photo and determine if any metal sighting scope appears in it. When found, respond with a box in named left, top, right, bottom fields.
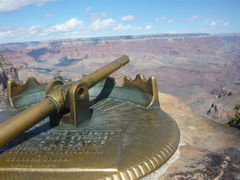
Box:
left=0, top=55, right=129, bottom=147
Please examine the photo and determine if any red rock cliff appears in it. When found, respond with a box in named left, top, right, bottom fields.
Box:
left=0, top=55, right=19, bottom=88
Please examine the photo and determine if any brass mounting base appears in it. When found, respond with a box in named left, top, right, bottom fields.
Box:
left=0, top=77, right=180, bottom=180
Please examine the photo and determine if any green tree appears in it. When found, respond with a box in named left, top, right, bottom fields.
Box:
left=226, top=104, right=240, bottom=129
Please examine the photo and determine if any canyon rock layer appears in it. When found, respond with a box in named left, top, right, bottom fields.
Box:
left=154, top=93, right=240, bottom=180
left=0, top=33, right=240, bottom=123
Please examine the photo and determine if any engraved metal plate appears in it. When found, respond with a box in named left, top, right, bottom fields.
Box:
left=0, top=130, right=121, bottom=172
left=0, top=78, right=180, bottom=180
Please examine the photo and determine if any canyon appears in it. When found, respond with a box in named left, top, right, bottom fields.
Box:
left=0, top=33, right=240, bottom=123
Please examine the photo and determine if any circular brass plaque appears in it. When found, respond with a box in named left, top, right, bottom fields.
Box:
left=0, top=81, right=180, bottom=180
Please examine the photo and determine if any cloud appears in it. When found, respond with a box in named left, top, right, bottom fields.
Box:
left=155, top=16, right=174, bottom=23
left=206, top=19, right=225, bottom=26
left=187, top=16, right=200, bottom=23
left=0, top=18, right=155, bottom=43
left=121, top=15, right=136, bottom=21
left=0, top=0, right=56, bottom=13
left=89, top=12, right=107, bottom=20
left=47, top=18, right=83, bottom=33
left=91, top=19, right=116, bottom=31
left=28, top=25, right=42, bottom=34
left=145, top=25, right=153, bottom=30
left=210, top=21, right=217, bottom=26
left=0, top=25, right=16, bottom=31
left=113, top=24, right=142, bottom=31
left=223, top=22, right=230, bottom=26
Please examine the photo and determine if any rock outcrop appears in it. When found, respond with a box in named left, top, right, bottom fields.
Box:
left=0, top=55, right=19, bottom=88
left=145, top=93, right=240, bottom=180
left=0, top=86, right=6, bottom=111
left=207, top=103, right=219, bottom=118
left=210, top=88, right=233, bottom=98
left=206, top=89, right=240, bottom=123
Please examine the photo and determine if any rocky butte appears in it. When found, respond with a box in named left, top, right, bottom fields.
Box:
left=0, top=55, right=18, bottom=88
left=0, top=56, right=19, bottom=110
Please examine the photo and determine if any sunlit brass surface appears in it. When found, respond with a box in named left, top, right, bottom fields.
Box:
left=0, top=55, right=180, bottom=179
left=0, top=55, right=129, bottom=147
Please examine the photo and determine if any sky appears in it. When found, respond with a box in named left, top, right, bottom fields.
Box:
left=0, top=0, right=239, bottom=43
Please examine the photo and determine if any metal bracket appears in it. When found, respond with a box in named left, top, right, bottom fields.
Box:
left=123, top=74, right=160, bottom=108
left=60, top=82, right=92, bottom=128
left=7, top=77, right=41, bottom=108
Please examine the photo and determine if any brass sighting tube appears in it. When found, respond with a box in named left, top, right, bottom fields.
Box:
left=0, top=99, right=56, bottom=147
left=0, top=55, right=129, bottom=147
left=80, top=55, right=129, bottom=88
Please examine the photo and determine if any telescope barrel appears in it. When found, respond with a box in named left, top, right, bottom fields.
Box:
left=80, top=55, right=129, bottom=88
left=0, top=98, right=56, bottom=147
left=0, top=55, right=129, bottom=147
